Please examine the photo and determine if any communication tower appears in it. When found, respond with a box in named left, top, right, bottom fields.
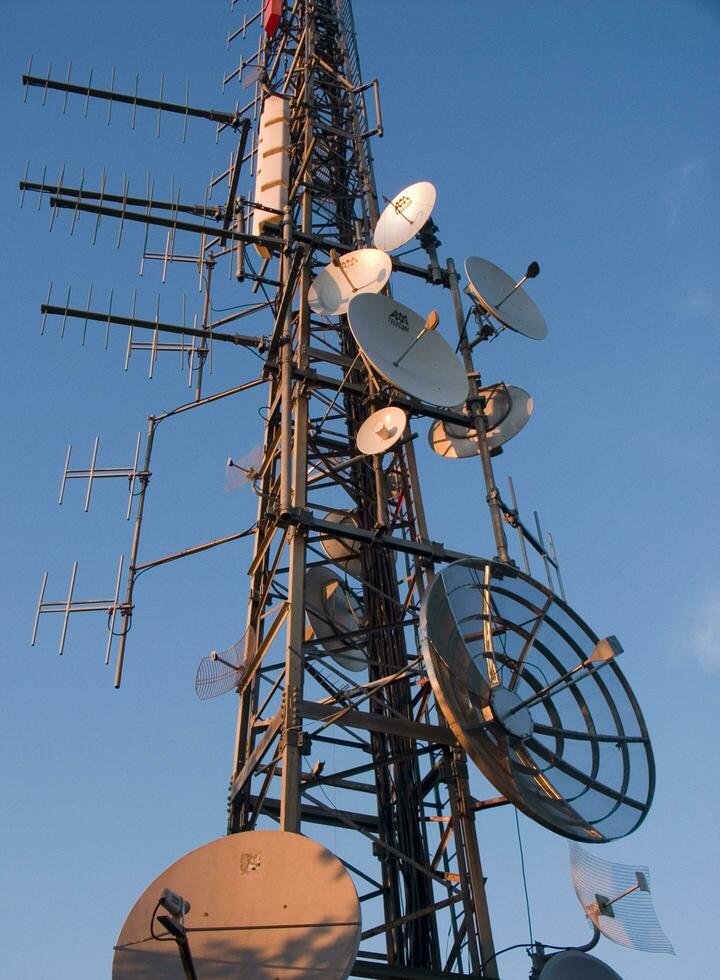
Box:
left=22, top=2, right=672, bottom=977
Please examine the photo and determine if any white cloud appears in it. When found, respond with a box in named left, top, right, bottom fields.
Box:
left=690, top=586, right=720, bottom=672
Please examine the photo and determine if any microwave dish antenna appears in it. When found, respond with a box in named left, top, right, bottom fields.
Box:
left=347, top=293, right=468, bottom=408
left=569, top=843, right=675, bottom=954
left=356, top=406, right=407, bottom=456
left=305, top=566, right=366, bottom=673
left=225, top=444, right=263, bottom=491
left=429, top=383, right=533, bottom=458
left=112, top=831, right=361, bottom=979
left=537, top=950, right=623, bottom=979
left=373, top=181, right=437, bottom=252
left=195, top=627, right=256, bottom=701
left=308, top=247, right=392, bottom=317
left=464, top=256, right=547, bottom=340
left=319, top=510, right=363, bottom=579
left=419, top=559, right=655, bottom=842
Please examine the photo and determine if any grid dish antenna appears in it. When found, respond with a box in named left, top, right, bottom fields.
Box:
left=569, top=843, right=675, bottom=954
left=319, top=510, right=363, bottom=578
left=538, top=950, right=623, bottom=979
left=309, top=248, right=392, bottom=317
left=195, top=627, right=257, bottom=701
left=429, top=384, right=533, bottom=458
left=357, top=406, right=407, bottom=455
left=347, top=294, right=469, bottom=408
left=112, top=831, right=361, bottom=979
left=225, top=444, right=263, bottom=491
left=465, top=256, right=547, bottom=340
left=419, top=559, right=655, bottom=842
left=373, top=181, right=437, bottom=252
left=305, top=566, right=366, bottom=672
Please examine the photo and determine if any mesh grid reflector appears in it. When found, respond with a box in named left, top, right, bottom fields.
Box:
left=569, top=842, right=675, bottom=954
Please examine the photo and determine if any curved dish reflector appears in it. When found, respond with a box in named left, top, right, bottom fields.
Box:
left=419, top=560, right=655, bottom=842
left=309, top=248, right=392, bottom=317
left=569, top=843, right=675, bottom=954
left=113, top=831, right=362, bottom=980
left=357, top=406, right=407, bottom=456
left=195, top=627, right=257, bottom=700
left=306, top=566, right=366, bottom=672
left=428, top=384, right=533, bottom=458
left=319, top=510, right=363, bottom=578
left=373, top=181, right=436, bottom=252
left=347, top=293, right=469, bottom=408
left=464, top=256, right=547, bottom=340
left=539, top=950, right=623, bottom=979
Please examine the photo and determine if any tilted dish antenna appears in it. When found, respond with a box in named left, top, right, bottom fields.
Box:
left=308, top=247, right=392, bottom=317
left=225, top=444, right=263, bottom=491
left=429, top=383, right=533, bottom=458
left=113, top=831, right=361, bottom=979
left=194, top=627, right=257, bottom=701
left=373, top=180, right=437, bottom=252
left=356, top=406, right=407, bottom=456
left=305, top=565, right=366, bottom=673
left=419, top=559, right=655, bottom=842
left=537, top=950, right=623, bottom=979
left=569, top=842, right=675, bottom=954
left=464, top=256, right=547, bottom=340
left=318, top=509, right=363, bottom=579
left=347, top=293, right=469, bottom=408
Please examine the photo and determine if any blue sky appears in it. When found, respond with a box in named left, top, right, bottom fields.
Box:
left=1, top=2, right=718, bottom=978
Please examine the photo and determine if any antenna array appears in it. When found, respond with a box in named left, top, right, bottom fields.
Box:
left=21, top=2, right=665, bottom=978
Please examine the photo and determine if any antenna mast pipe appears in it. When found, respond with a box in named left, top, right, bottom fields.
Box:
left=446, top=258, right=510, bottom=564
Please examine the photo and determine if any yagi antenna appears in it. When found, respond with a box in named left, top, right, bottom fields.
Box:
left=59, top=433, right=143, bottom=520
left=31, top=557, right=126, bottom=663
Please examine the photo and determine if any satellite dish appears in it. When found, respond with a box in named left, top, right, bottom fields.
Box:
left=429, top=384, right=533, bottom=458
left=347, top=293, right=469, bottom=408
left=373, top=181, right=437, bottom=252
left=464, top=256, right=547, bottom=340
left=569, top=843, right=675, bottom=954
left=319, top=510, right=363, bottom=578
left=195, top=627, right=257, bottom=701
left=225, top=444, right=263, bottom=491
left=538, top=950, right=623, bottom=979
left=305, top=566, right=366, bottom=673
left=309, top=248, right=392, bottom=317
left=419, top=559, right=655, bottom=842
left=112, top=831, right=361, bottom=979
left=357, top=406, right=407, bottom=455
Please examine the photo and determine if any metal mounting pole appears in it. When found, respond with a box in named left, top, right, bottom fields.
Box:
left=447, top=257, right=510, bottom=563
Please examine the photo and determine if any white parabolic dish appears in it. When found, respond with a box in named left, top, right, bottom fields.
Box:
left=309, top=248, right=392, bottom=316
left=373, top=181, right=437, bottom=252
left=112, top=831, right=362, bottom=980
left=347, top=293, right=469, bottom=408
left=356, top=406, right=407, bottom=455
left=464, top=256, right=547, bottom=340
left=428, top=384, right=533, bottom=458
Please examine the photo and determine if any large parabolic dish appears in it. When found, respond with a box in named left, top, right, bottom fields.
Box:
left=419, top=560, right=655, bottom=842
left=113, top=831, right=361, bottom=979
left=347, top=293, right=469, bottom=408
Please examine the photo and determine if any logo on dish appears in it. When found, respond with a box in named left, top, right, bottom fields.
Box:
left=393, top=194, right=412, bottom=215
left=341, top=255, right=358, bottom=269
left=388, top=310, right=409, bottom=332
